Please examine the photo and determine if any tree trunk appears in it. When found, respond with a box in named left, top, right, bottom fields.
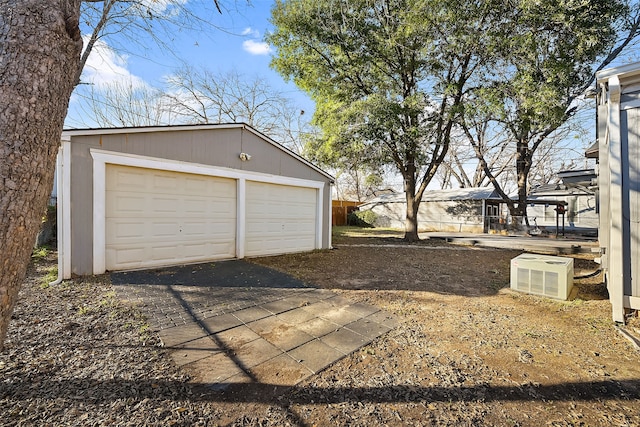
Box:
left=403, top=165, right=420, bottom=242
left=0, top=0, right=82, bottom=351
left=404, top=191, right=420, bottom=242
left=509, top=138, right=532, bottom=231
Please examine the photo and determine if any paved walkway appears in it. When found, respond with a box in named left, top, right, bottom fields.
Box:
left=112, top=260, right=397, bottom=390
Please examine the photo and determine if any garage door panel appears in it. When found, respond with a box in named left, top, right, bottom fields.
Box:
left=153, top=175, right=179, bottom=191
left=245, top=181, right=317, bottom=257
left=108, top=219, right=235, bottom=243
left=151, top=221, right=181, bottom=237
left=107, top=247, right=146, bottom=269
left=106, top=165, right=236, bottom=271
left=107, top=239, right=236, bottom=270
left=184, top=198, right=207, bottom=213
left=152, top=197, right=181, bottom=214
left=111, top=169, right=149, bottom=190
left=107, top=194, right=147, bottom=215
left=109, top=220, right=146, bottom=239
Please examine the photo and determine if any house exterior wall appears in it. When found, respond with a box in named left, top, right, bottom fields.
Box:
left=65, top=125, right=332, bottom=275
left=526, top=194, right=598, bottom=235
left=596, top=63, right=640, bottom=322
left=365, top=199, right=485, bottom=233
left=622, top=107, right=640, bottom=303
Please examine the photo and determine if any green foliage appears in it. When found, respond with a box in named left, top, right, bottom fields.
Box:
left=347, top=210, right=377, bottom=228
left=40, top=266, right=58, bottom=289
left=269, top=0, right=493, bottom=238
left=270, top=0, right=632, bottom=233
left=476, top=0, right=626, bottom=132
left=460, top=0, right=628, bottom=219
left=32, top=246, right=49, bottom=260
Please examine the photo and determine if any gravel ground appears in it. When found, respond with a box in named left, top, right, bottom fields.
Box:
left=2, top=230, right=640, bottom=426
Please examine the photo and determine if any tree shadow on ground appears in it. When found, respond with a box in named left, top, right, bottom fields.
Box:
left=2, top=375, right=638, bottom=411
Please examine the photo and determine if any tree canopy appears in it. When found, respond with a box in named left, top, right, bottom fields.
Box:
left=269, top=0, right=636, bottom=235
left=461, top=0, right=633, bottom=223
left=268, top=0, right=501, bottom=240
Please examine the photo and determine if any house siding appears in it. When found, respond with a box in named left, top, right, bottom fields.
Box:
left=596, top=62, right=640, bottom=322
left=526, top=194, right=598, bottom=235
left=365, top=199, right=485, bottom=233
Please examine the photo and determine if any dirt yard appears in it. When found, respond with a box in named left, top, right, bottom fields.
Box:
left=1, top=227, right=639, bottom=426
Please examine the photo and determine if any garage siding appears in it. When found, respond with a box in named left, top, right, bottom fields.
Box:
left=105, top=165, right=236, bottom=270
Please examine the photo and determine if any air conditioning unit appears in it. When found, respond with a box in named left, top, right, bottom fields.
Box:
left=510, top=254, right=574, bottom=300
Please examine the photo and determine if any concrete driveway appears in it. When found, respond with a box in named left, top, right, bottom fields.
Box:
left=111, top=260, right=397, bottom=390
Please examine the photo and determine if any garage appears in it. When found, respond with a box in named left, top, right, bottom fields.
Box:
left=55, top=124, right=333, bottom=277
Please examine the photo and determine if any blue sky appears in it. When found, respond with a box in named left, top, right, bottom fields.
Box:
left=65, top=0, right=313, bottom=128
left=63, top=0, right=627, bottom=192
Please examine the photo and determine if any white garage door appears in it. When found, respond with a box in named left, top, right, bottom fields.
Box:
left=245, top=181, right=317, bottom=257
left=105, top=165, right=236, bottom=271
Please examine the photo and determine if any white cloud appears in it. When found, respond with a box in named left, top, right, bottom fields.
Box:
left=242, top=27, right=260, bottom=38
left=80, top=36, right=145, bottom=89
left=243, top=40, right=272, bottom=55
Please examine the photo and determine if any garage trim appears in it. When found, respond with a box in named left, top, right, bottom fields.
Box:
left=54, top=137, right=72, bottom=281
left=91, top=149, right=325, bottom=274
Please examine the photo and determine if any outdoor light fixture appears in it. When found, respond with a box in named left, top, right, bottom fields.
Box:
left=239, top=152, right=251, bottom=161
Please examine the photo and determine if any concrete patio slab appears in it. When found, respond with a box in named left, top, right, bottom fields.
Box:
left=246, top=315, right=288, bottom=336
left=277, top=293, right=326, bottom=308
left=171, top=336, right=223, bottom=367
left=259, top=298, right=302, bottom=314
left=320, top=328, right=369, bottom=355
left=318, top=306, right=364, bottom=326
left=423, top=232, right=598, bottom=254
left=345, top=317, right=394, bottom=340
left=343, top=302, right=381, bottom=317
left=261, top=324, right=315, bottom=352
left=215, top=325, right=261, bottom=348
left=323, top=294, right=353, bottom=307
left=233, top=338, right=282, bottom=368
left=365, top=310, right=400, bottom=328
left=300, top=300, right=335, bottom=316
left=190, top=352, right=251, bottom=385
left=158, top=322, right=207, bottom=348
left=251, top=354, right=313, bottom=385
left=200, top=313, right=243, bottom=334
left=232, top=306, right=272, bottom=323
left=112, top=259, right=397, bottom=390
left=275, top=307, right=318, bottom=325
left=288, top=339, right=346, bottom=374
left=296, top=317, right=340, bottom=337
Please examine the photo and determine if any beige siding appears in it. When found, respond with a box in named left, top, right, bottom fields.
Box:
left=367, top=200, right=484, bottom=233
left=105, top=165, right=236, bottom=270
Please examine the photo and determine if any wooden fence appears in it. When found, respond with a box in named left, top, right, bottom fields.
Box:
left=332, top=200, right=360, bottom=226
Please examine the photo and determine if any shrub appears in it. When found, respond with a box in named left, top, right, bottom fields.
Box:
left=347, top=209, right=377, bottom=228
